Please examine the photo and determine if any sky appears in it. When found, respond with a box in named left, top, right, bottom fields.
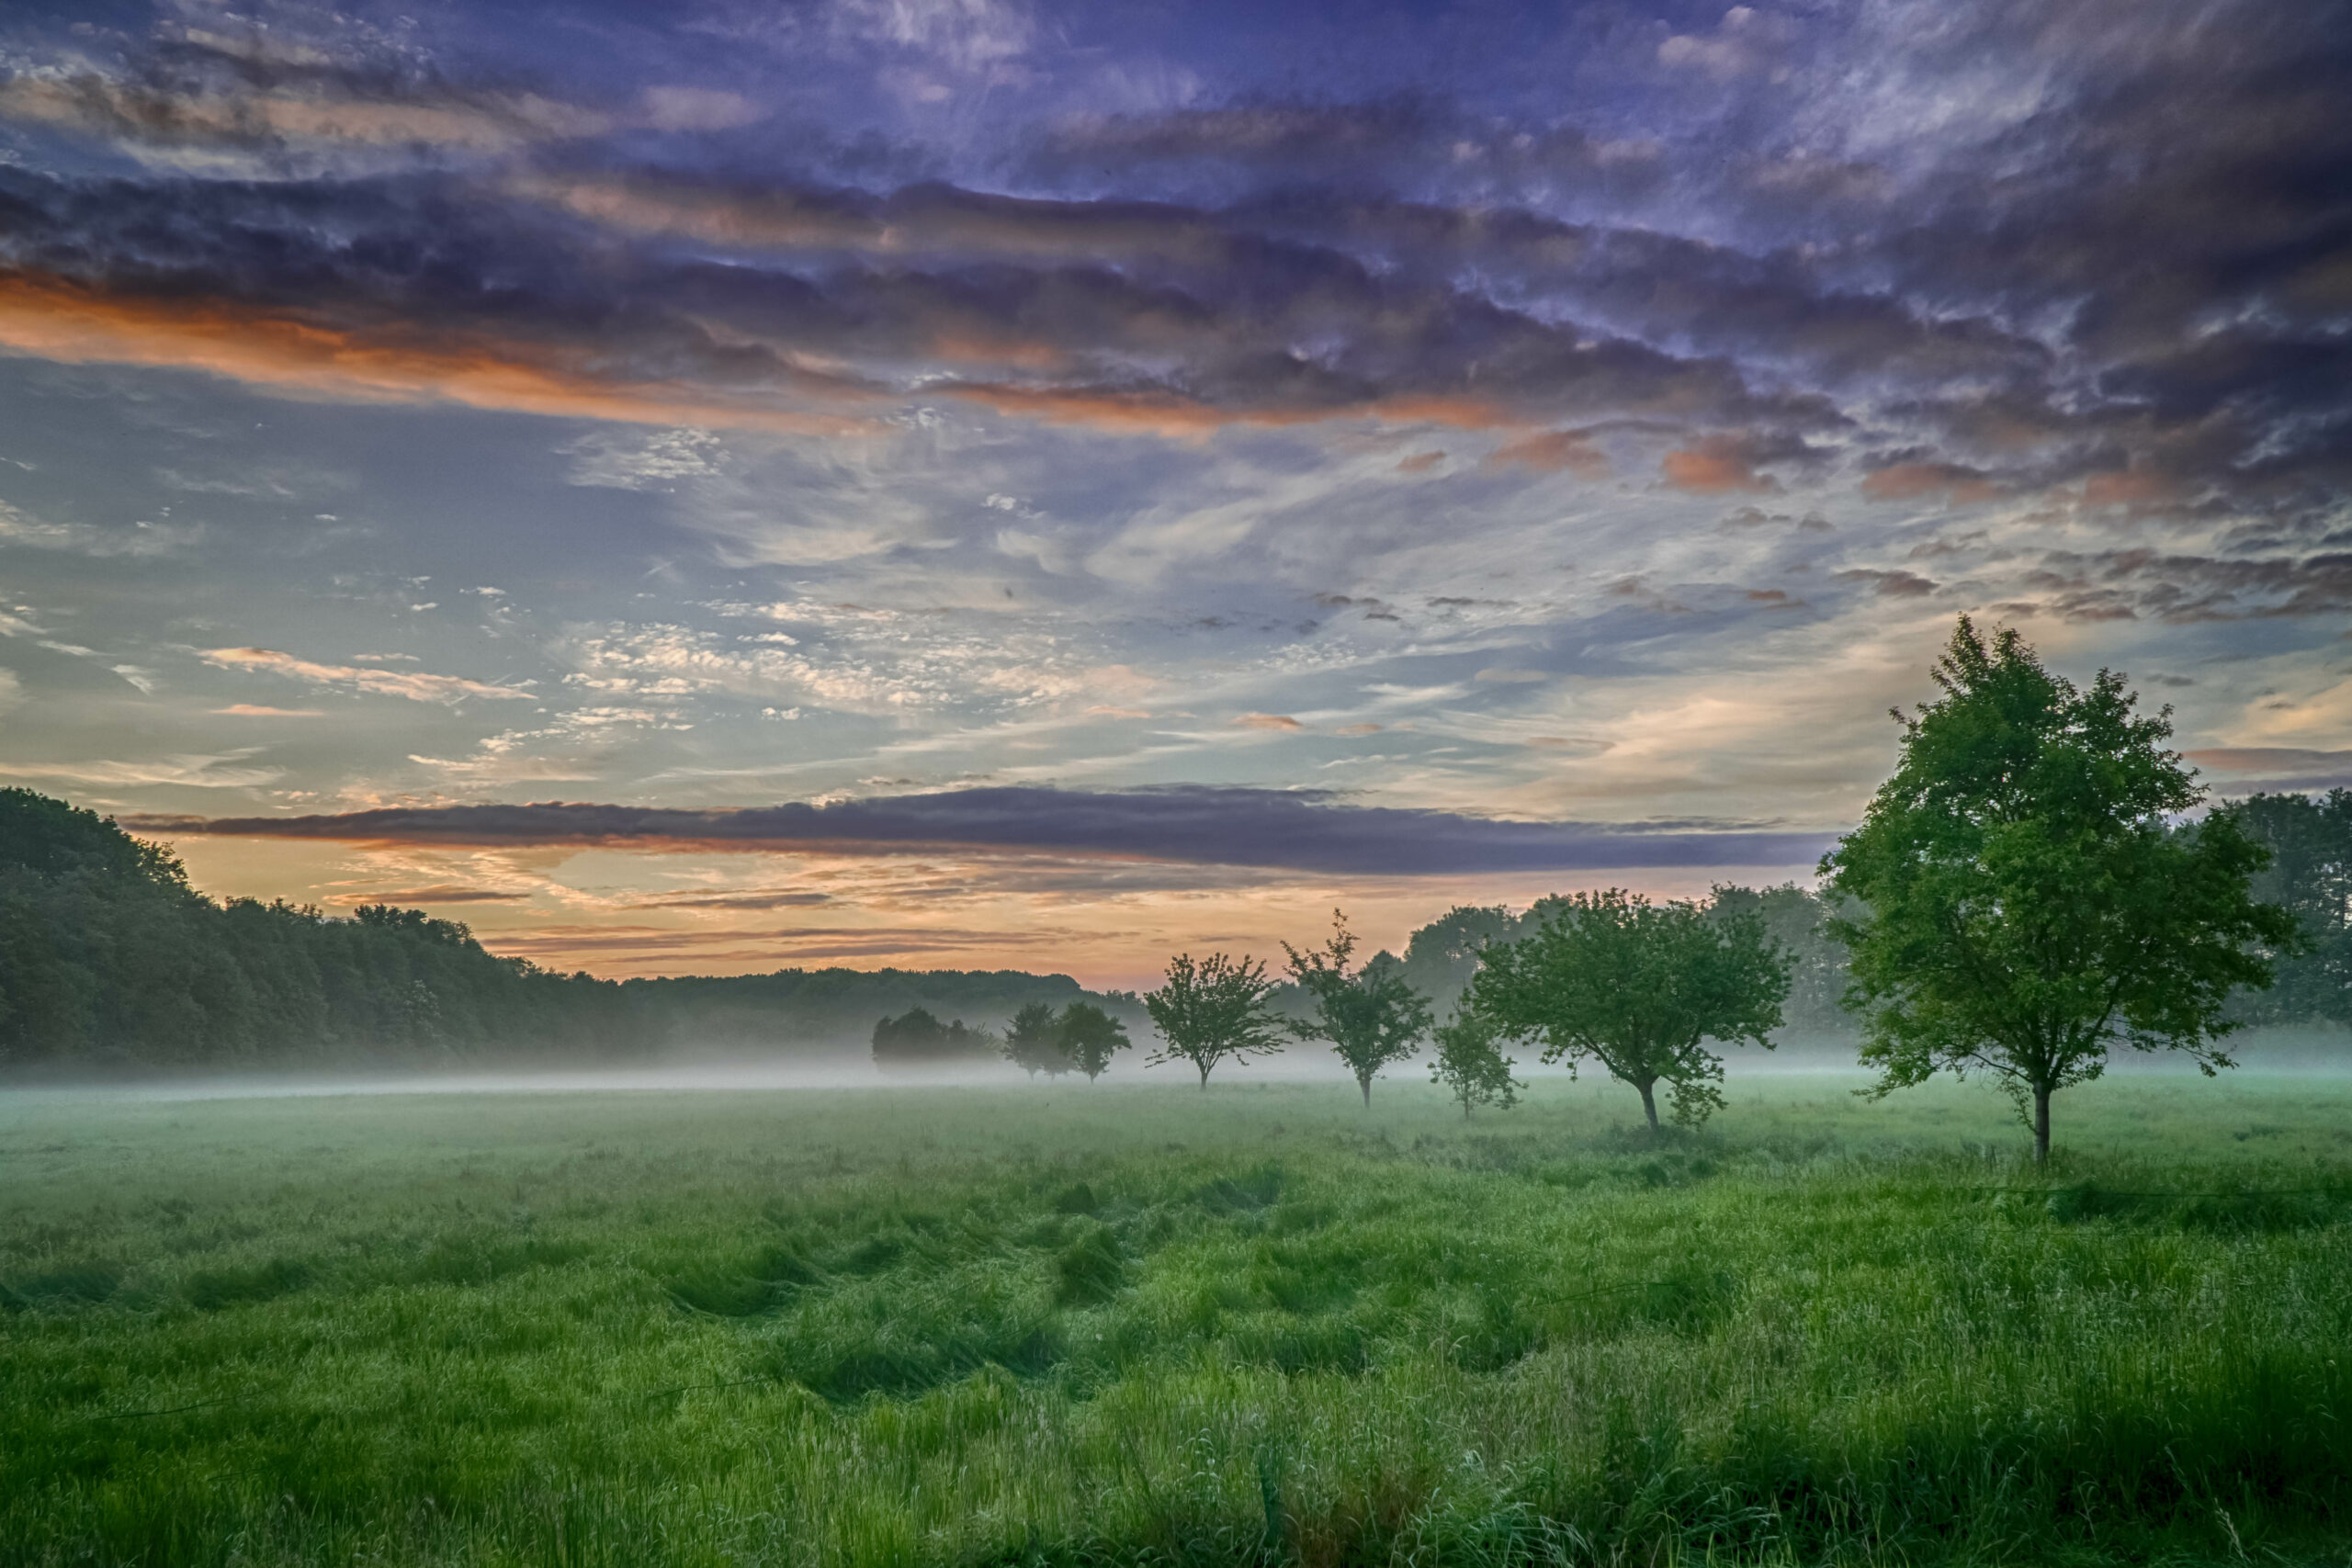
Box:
left=0, top=0, right=2346, bottom=985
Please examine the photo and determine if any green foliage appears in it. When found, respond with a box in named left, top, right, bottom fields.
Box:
left=1397, top=903, right=1519, bottom=1016
left=1706, top=882, right=1855, bottom=1035
left=1465, top=888, right=1788, bottom=1127
left=0, top=792, right=632, bottom=1067
left=1281, top=909, right=1433, bottom=1104
left=1428, top=1010, right=1521, bottom=1116
left=2, top=1077, right=2349, bottom=1567
left=869, top=1008, right=1000, bottom=1069
left=2222, top=789, right=2352, bottom=1023
left=1055, top=1001, right=1128, bottom=1081
left=1001, top=1000, right=1073, bottom=1077
left=1822, top=618, right=2301, bottom=1159
left=1142, top=950, right=1285, bottom=1086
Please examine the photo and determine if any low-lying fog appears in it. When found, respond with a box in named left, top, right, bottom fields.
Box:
left=4, top=1028, right=2345, bottom=1106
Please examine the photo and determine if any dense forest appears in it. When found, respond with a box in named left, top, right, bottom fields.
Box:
left=0, top=790, right=1128, bottom=1071
left=2, top=785, right=2346, bottom=1073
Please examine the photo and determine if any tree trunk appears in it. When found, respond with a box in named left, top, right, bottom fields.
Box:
left=1636, top=1080, right=1659, bottom=1130
left=1359, top=1074, right=1372, bottom=1108
left=2033, top=1082, right=2052, bottom=1164
left=1198, top=1061, right=1211, bottom=1089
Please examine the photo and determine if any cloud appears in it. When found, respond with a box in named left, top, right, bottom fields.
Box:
left=1835, top=569, right=1939, bottom=598
left=2185, top=748, right=2352, bottom=777
left=0, top=273, right=873, bottom=435
left=1232, top=713, right=1303, bottom=730
left=336, top=885, right=529, bottom=906
left=1659, top=432, right=1816, bottom=494
left=0, top=72, right=611, bottom=156
left=127, top=786, right=1839, bottom=876
left=0, top=501, right=198, bottom=557
left=1484, top=429, right=1610, bottom=478
left=0, top=752, right=284, bottom=789
left=200, top=647, right=535, bottom=704
left=210, top=704, right=326, bottom=717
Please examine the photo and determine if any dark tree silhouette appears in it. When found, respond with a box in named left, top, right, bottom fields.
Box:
left=1001, top=1000, right=1072, bottom=1077
left=1056, top=1001, right=1129, bottom=1081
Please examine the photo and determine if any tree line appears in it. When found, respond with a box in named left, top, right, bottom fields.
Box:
left=0, top=788, right=1125, bottom=1072
left=6, top=621, right=2350, bottom=1153
left=1094, top=620, right=2338, bottom=1162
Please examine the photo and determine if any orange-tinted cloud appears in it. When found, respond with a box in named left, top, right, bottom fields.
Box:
left=1233, top=712, right=1305, bottom=730
left=2083, top=468, right=2177, bottom=508
left=1861, top=460, right=1998, bottom=503
left=201, top=647, right=537, bottom=705
left=0, top=272, right=872, bottom=434
left=1660, top=434, right=1781, bottom=493
left=942, top=379, right=1519, bottom=438
left=1483, top=428, right=1610, bottom=477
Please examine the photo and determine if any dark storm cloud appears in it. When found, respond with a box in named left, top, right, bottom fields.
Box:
left=130, top=787, right=1836, bottom=876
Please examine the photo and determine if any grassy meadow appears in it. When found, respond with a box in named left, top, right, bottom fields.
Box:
left=2, top=1070, right=2349, bottom=1567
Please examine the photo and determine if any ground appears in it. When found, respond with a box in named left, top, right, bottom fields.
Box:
left=2, top=1070, right=2348, bottom=1566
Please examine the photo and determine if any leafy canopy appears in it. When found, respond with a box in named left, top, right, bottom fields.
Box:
left=1820, top=616, right=2299, bottom=1157
left=1055, top=1001, right=1130, bottom=1081
left=1428, top=1010, right=1521, bottom=1117
left=1464, top=888, right=1786, bottom=1127
left=1142, top=951, right=1284, bottom=1087
left=1001, top=999, right=1073, bottom=1077
left=1283, top=909, right=1433, bottom=1105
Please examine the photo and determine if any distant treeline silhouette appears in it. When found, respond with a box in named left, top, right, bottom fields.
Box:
left=0, top=790, right=1125, bottom=1071
left=1, top=784, right=2345, bottom=1072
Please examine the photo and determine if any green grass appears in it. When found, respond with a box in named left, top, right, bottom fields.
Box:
left=2, top=1072, right=2349, bottom=1566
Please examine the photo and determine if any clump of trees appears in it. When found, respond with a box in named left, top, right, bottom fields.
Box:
left=2219, top=790, right=2352, bottom=1025
left=996, top=1000, right=1132, bottom=1080
left=1823, top=618, right=2297, bottom=1162
left=0, top=789, right=633, bottom=1067
left=1057, top=1002, right=1129, bottom=1081
left=869, top=1009, right=999, bottom=1069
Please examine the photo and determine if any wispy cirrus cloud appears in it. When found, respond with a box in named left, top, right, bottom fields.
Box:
left=199, top=647, right=536, bottom=705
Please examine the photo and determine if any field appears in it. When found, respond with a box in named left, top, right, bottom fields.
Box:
left=3, top=1071, right=2349, bottom=1567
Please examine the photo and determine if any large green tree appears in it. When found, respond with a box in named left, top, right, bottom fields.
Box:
left=1142, top=951, right=1284, bottom=1088
left=1283, top=910, right=1433, bottom=1105
left=1464, top=889, right=1786, bottom=1128
left=1822, top=617, right=2299, bottom=1161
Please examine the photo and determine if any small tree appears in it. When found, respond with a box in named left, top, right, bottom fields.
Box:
left=1822, top=617, right=2299, bottom=1162
left=1143, top=951, right=1284, bottom=1088
left=1429, top=1010, right=1521, bottom=1117
left=1056, top=1001, right=1129, bottom=1081
left=1283, top=909, right=1433, bottom=1106
left=1464, top=889, right=1786, bottom=1128
left=1002, top=999, right=1072, bottom=1078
